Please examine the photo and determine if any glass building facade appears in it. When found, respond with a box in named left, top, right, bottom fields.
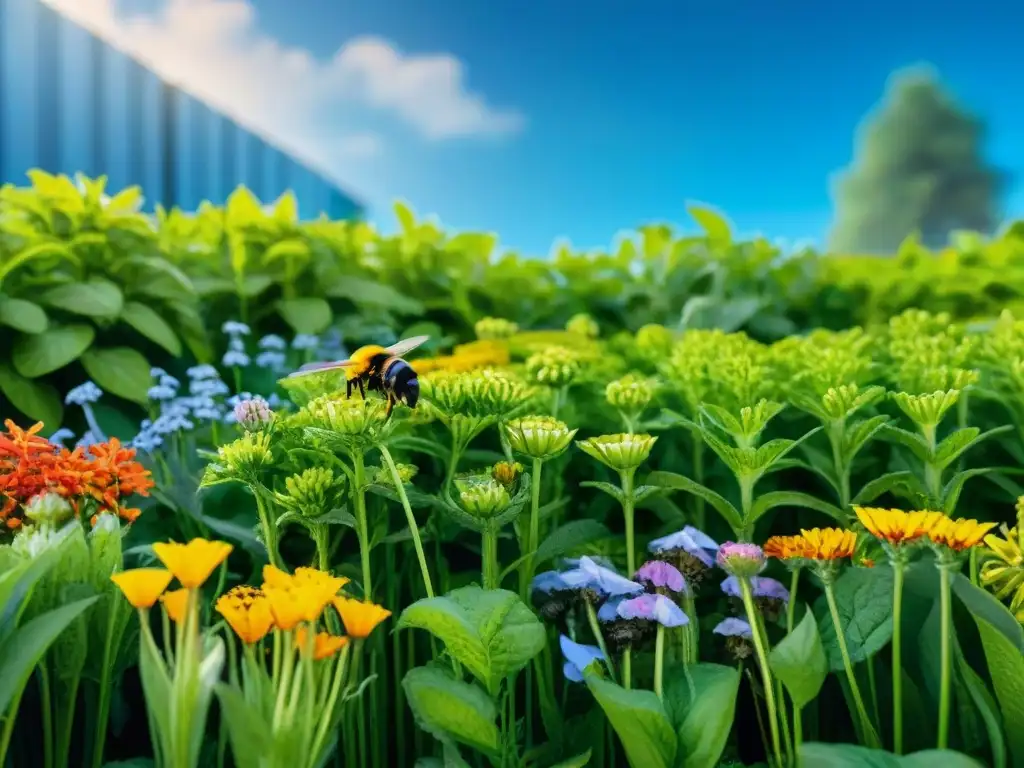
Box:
left=0, top=0, right=362, bottom=220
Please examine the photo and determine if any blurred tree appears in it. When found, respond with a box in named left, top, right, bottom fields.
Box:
left=828, top=66, right=1004, bottom=254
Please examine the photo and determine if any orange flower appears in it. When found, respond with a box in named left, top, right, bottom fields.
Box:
left=295, top=627, right=348, bottom=660
left=854, top=507, right=931, bottom=547
left=925, top=514, right=997, bottom=552
left=160, top=588, right=190, bottom=623
left=260, top=565, right=347, bottom=627
left=764, top=535, right=814, bottom=561
left=332, top=597, right=391, bottom=639
left=111, top=568, right=173, bottom=609
left=153, top=539, right=233, bottom=588
left=216, top=586, right=275, bottom=644
left=766, top=529, right=857, bottom=562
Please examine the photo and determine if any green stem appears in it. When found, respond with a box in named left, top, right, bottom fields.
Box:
left=622, top=650, right=632, bottom=690
left=824, top=582, right=880, bottom=748
left=312, top=524, right=331, bottom=571
left=525, top=459, right=543, bottom=591
left=253, top=487, right=281, bottom=568
left=584, top=602, right=616, bottom=682
left=90, top=598, right=125, bottom=768
left=654, top=625, right=665, bottom=699
left=691, top=432, right=706, bottom=530
left=483, top=527, right=498, bottom=590
left=739, top=478, right=754, bottom=541
left=787, top=568, right=801, bottom=633
left=682, top=594, right=699, bottom=664
left=793, top=705, right=804, bottom=768
left=739, top=578, right=783, bottom=768
left=352, top=454, right=373, bottom=601
left=55, top=673, right=81, bottom=768
left=937, top=562, right=953, bottom=750
left=892, top=559, right=905, bottom=755
left=39, top=666, right=54, bottom=768
left=621, top=469, right=636, bottom=575
left=0, top=685, right=27, bottom=767
left=379, top=445, right=435, bottom=598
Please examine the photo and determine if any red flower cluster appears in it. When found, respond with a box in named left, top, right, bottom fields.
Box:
left=0, top=420, right=154, bottom=530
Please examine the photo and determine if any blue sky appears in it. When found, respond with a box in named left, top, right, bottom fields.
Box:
left=54, top=0, right=1024, bottom=255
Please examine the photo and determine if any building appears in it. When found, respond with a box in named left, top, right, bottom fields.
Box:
left=0, top=0, right=362, bottom=219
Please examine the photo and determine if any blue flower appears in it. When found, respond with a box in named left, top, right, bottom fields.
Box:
left=617, top=593, right=688, bottom=627
left=713, top=617, right=753, bottom=639
left=148, top=384, right=177, bottom=401
left=597, top=596, right=625, bottom=622
left=560, top=635, right=604, bottom=683
left=48, top=428, right=75, bottom=446
left=256, top=351, right=287, bottom=371
left=159, top=374, right=180, bottom=389
left=65, top=381, right=103, bottom=406
left=75, top=430, right=100, bottom=449
left=187, top=364, right=220, bottom=381
left=649, top=525, right=719, bottom=566
left=222, top=321, right=251, bottom=337
left=190, top=378, right=230, bottom=397
left=560, top=556, right=644, bottom=598
left=720, top=575, right=790, bottom=602
left=292, top=333, right=320, bottom=351
left=258, top=334, right=287, bottom=350
left=223, top=350, right=251, bottom=367
left=532, top=571, right=570, bottom=594
left=150, top=367, right=167, bottom=378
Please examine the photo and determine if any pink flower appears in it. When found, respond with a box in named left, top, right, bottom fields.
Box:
left=635, top=560, right=688, bottom=594
left=716, top=542, right=766, bottom=578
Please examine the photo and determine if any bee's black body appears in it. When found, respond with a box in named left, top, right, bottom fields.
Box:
left=347, top=352, right=420, bottom=419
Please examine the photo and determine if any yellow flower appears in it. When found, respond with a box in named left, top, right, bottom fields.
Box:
left=763, top=535, right=813, bottom=561
left=291, top=567, right=349, bottom=618
left=925, top=514, right=998, bottom=552
left=332, top=597, right=391, bottom=639
left=295, top=627, right=349, bottom=660
left=261, top=565, right=347, bottom=629
left=774, top=528, right=857, bottom=561
left=216, top=586, right=275, bottom=645
left=854, top=507, right=932, bottom=546
left=152, top=538, right=233, bottom=588
left=981, top=524, right=1024, bottom=620
left=160, top=588, right=189, bottom=623
left=110, top=568, right=173, bottom=609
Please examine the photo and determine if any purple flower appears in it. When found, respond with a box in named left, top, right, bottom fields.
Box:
left=635, top=560, right=688, bottom=594
left=234, top=396, right=273, bottom=430
left=560, top=635, right=604, bottom=683
left=713, top=617, right=753, bottom=639
left=560, top=556, right=644, bottom=598
left=532, top=571, right=570, bottom=594
left=649, top=525, right=719, bottom=566
left=617, top=594, right=688, bottom=627
left=720, top=575, right=790, bottom=602
left=716, top=542, right=766, bottom=578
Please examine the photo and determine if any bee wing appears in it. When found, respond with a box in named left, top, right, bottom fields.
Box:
left=385, top=335, right=430, bottom=358
left=287, top=359, right=358, bottom=378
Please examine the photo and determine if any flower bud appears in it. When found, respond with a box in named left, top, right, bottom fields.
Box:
left=23, top=492, right=73, bottom=526
left=371, top=463, right=419, bottom=487
left=566, top=313, right=599, bottom=339
left=277, top=467, right=344, bottom=517
left=576, top=433, right=657, bottom=471
left=459, top=480, right=512, bottom=520
left=491, top=461, right=523, bottom=489
left=526, top=348, right=581, bottom=387
left=716, top=542, right=766, bottom=579
left=504, top=416, right=577, bottom=461
left=234, top=396, right=274, bottom=431
left=605, top=375, right=655, bottom=414
left=475, top=317, right=519, bottom=340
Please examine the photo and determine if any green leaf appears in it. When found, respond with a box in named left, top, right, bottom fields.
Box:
left=955, top=646, right=1007, bottom=768
left=120, top=301, right=182, bottom=356
left=853, top=471, right=926, bottom=507
left=0, top=363, right=62, bottom=427
left=769, top=606, right=828, bottom=708
left=238, top=274, right=274, bottom=298
left=663, top=663, right=740, bottom=768
left=816, top=566, right=894, bottom=671
left=276, top=297, right=332, bottom=335
left=585, top=674, right=677, bottom=768
left=749, top=491, right=846, bottom=526
left=81, top=347, right=152, bottom=404
left=325, top=275, right=425, bottom=315
left=798, top=743, right=984, bottom=767
left=548, top=750, right=593, bottom=768
left=646, top=471, right=743, bottom=532
left=933, top=426, right=1012, bottom=469
left=973, top=612, right=1024, bottom=765
left=879, top=425, right=932, bottom=463
left=941, top=468, right=994, bottom=514
left=397, top=587, right=545, bottom=695
left=12, top=323, right=95, bottom=377
left=0, top=595, right=99, bottom=712
left=842, top=415, right=891, bottom=465
left=402, top=666, right=500, bottom=756
left=38, top=279, right=124, bottom=318
left=0, top=297, right=48, bottom=333
left=952, top=574, right=1024, bottom=652
left=534, top=519, right=612, bottom=566
left=214, top=683, right=274, bottom=768
left=263, top=238, right=310, bottom=264
left=687, top=203, right=732, bottom=247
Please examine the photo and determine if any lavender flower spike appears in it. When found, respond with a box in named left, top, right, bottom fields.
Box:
left=560, top=635, right=605, bottom=683
left=714, top=617, right=754, bottom=639
left=721, top=575, right=790, bottom=602
left=560, top=556, right=644, bottom=597
left=617, top=593, right=688, bottom=628
left=636, top=560, right=688, bottom=594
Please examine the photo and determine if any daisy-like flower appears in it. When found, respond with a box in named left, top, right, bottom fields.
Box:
left=216, top=585, right=275, bottom=645
left=763, top=535, right=813, bottom=562
left=560, top=634, right=605, bottom=683
left=576, top=433, right=657, bottom=472
left=617, top=593, right=688, bottom=627
left=716, top=542, right=766, bottom=579
left=854, top=507, right=932, bottom=547
left=982, top=519, right=1024, bottom=621
left=504, top=416, right=578, bottom=461
left=635, top=560, right=688, bottom=595
left=160, top=588, right=189, bottom=623
left=332, top=597, right=391, bottom=639
left=531, top=571, right=576, bottom=622
left=649, top=525, right=719, bottom=585
left=925, top=514, right=998, bottom=553
left=559, top=556, right=644, bottom=601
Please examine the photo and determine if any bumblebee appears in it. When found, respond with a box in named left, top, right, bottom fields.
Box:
left=288, top=335, right=428, bottom=419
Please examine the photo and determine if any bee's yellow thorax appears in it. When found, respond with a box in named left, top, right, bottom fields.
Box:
left=352, top=345, right=387, bottom=363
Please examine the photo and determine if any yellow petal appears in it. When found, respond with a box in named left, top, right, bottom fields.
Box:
left=160, top=588, right=190, bottom=623
left=111, top=568, right=173, bottom=609
left=153, top=539, right=233, bottom=588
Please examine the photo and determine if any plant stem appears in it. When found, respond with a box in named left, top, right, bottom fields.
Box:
left=380, top=445, right=435, bottom=598
left=739, top=578, right=783, bottom=767
left=937, top=561, right=953, bottom=750
left=253, top=487, right=280, bottom=568
left=39, top=666, right=54, bottom=768
left=892, top=559, right=905, bottom=755
left=621, top=469, right=636, bottom=575
left=584, top=602, right=616, bottom=682
left=522, top=458, right=544, bottom=599
left=824, top=582, right=880, bottom=748
left=90, top=598, right=124, bottom=768
left=352, top=453, right=374, bottom=601
left=654, top=625, right=665, bottom=699
left=482, top=528, right=498, bottom=590
left=787, top=568, right=801, bottom=633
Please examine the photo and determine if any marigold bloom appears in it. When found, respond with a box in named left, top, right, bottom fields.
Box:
left=925, top=515, right=997, bottom=552
left=763, top=535, right=814, bottom=561
left=332, top=597, right=391, bottom=639
left=854, top=507, right=932, bottom=546
left=216, top=586, right=274, bottom=644
left=295, top=627, right=349, bottom=660
left=160, top=588, right=189, bottom=623
left=769, top=528, right=857, bottom=561
left=152, top=538, right=233, bottom=588
left=110, top=568, right=173, bottom=609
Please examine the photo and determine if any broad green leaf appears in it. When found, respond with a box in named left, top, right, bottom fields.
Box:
left=579, top=480, right=625, bottom=504
left=585, top=674, right=677, bottom=768
left=646, top=471, right=743, bottom=532
left=39, top=279, right=124, bottom=318
left=933, top=426, right=1011, bottom=469
left=325, top=275, right=425, bottom=315
left=749, top=491, right=846, bottom=526
left=394, top=200, right=417, bottom=234
left=0, top=362, right=62, bottom=427
left=263, top=238, right=310, bottom=264
left=799, top=743, right=983, bottom=767
left=769, top=606, right=828, bottom=708
left=549, top=750, right=593, bottom=768
left=687, top=203, right=732, bottom=247
left=0, top=297, right=48, bottom=333
left=81, top=347, right=152, bottom=404
left=853, top=471, right=926, bottom=507
left=663, top=663, right=739, bottom=768
left=842, top=415, right=891, bottom=465
left=272, top=192, right=298, bottom=224
left=12, top=323, right=95, bottom=377
left=973, top=613, right=1024, bottom=765
left=120, top=301, right=182, bottom=356
left=214, top=683, right=274, bottom=768
left=239, top=274, right=274, bottom=298
left=952, top=574, right=1024, bottom=652
left=879, top=425, right=931, bottom=463
left=0, top=241, right=79, bottom=284
left=402, top=666, right=499, bottom=756
left=0, top=595, right=99, bottom=712
left=533, top=519, right=612, bottom=566
left=397, top=587, right=545, bottom=694
left=816, top=566, right=894, bottom=671
left=955, top=646, right=1007, bottom=768
left=276, top=297, right=332, bottom=335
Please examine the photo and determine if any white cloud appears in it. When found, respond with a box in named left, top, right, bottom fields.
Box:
left=41, top=0, right=523, bottom=181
